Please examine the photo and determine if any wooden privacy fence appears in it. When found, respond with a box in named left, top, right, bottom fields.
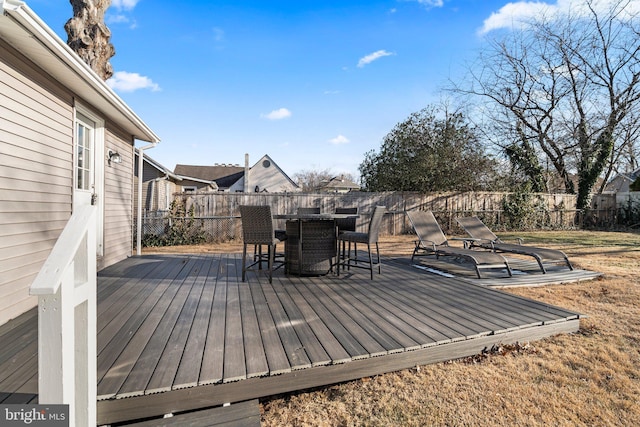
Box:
left=147, top=192, right=608, bottom=244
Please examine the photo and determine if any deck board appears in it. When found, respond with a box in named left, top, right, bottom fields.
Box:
left=270, top=278, right=332, bottom=366
left=238, top=266, right=270, bottom=378
left=260, top=277, right=312, bottom=370
left=0, top=252, right=594, bottom=426
left=145, top=257, right=208, bottom=394
left=121, top=399, right=261, bottom=427
left=276, top=279, right=353, bottom=363
left=97, top=257, right=201, bottom=397
left=111, top=261, right=199, bottom=398
left=199, top=255, right=229, bottom=384
left=300, top=279, right=389, bottom=357
left=284, top=278, right=368, bottom=360
left=97, top=257, right=175, bottom=333
left=316, top=278, right=419, bottom=352
left=223, top=255, right=248, bottom=383
left=173, top=256, right=221, bottom=388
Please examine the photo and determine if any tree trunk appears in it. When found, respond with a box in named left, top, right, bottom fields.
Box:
left=65, top=0, right=114, bottom=81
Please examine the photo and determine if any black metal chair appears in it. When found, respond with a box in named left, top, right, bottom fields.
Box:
left=337, top=206, right=386, bottom=279
left=239, top=205, right=286, bottom=283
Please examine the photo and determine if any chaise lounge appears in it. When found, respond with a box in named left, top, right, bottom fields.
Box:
left=456, top=216, right=573, bottom=274
left=406, top=210, right=512, bottom=279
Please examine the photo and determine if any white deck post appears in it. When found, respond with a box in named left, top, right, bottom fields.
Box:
left=31, top=206, right=97, bottom=427
left=73, top=222, right=97, bottom=426
left=38, top=266, right=75, bottom=425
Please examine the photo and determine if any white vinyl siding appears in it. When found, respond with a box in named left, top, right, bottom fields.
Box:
left=0, top=38, right=140, bottom=324
left=101, top=129, right=134, bottom=270
left=0, top=40, right=74, bottom=325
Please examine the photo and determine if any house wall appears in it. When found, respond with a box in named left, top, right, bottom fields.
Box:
left=0, top=39, right=74, bottom=325
left=102, top=127, right=135, bottom=271
left=0, top=38, right=139, bottom=324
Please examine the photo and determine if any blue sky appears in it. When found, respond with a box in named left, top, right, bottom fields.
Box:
left=27, top=0, right=617, bottom=180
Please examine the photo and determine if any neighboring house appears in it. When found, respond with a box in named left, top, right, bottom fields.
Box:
left=317, top=175, right=361, bottom=193
left=0, top=1, right=159, bottom=326
left=603, top=168, right=640, bottom=193
left=134, top=151, right=218, bottom=213
left=134, top=151, right=182, bottom=213
left=175, top=154, right=300, bottom=193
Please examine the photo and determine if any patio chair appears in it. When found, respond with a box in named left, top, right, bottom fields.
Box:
left=456, top=216, right=573, bottom=273
left=406, top=210, right=512, bottom=279
left=334, top=207, right=358, bottom=233
left=334, top=207, right=358, bottom=271
left=337, top=205, right=386, bottom=279
left=298, top=207, right=321, bottom=215
left=239, top=205, right=286, bottom=283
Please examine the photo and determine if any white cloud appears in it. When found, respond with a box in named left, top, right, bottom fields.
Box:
left=479, top=0, right=640, bottom=35
left=111, top=0, right=140, bottom=11
left=106, top=14, right=137, bottom=29
left=329, top=135, right=350, bottom=145
left=108, top=0, right=139, bottom=28
left=107, top=15, right=129, bottom=24
left=403, top=0, right=444, bottom=8
left=261, top=108, right=292, bottom=120
left=357, top=50, right=395, bottom=68
left=107, top=71, right=160, bottom=92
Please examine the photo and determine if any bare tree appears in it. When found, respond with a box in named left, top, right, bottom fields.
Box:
left=293, top=169, right=357, bottom=192
left=65, top=0, right=115, bottom=80
left=455, top=0, right=640, bottom=210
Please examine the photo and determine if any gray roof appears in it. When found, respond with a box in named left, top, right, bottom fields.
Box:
left=174, top=164, right=244, bottom=188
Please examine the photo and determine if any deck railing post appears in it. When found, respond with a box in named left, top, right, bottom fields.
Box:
left=30, top=206, right=97, bottom=427
left=37, top=265, right=75, bottom=425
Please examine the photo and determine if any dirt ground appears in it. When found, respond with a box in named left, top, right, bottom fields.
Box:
left=143, top=231, right=640, bottom=426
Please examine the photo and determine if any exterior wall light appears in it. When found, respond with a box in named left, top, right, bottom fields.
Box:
left=107, top=149, right=122, bottom=166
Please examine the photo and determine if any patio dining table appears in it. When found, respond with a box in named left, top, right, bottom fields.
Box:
left=274, top=213, right=359, bottom=276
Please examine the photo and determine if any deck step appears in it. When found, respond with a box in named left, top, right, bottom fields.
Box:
left=119, top=399, right=261, bottom=427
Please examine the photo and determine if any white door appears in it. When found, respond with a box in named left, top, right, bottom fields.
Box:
left=73, top=106, right=105, bottom=255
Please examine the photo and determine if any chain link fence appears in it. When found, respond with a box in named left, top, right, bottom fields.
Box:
left=135, top=212, right=240, bottom=248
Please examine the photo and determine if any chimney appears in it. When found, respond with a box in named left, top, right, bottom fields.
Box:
left=244, top=153, right=250, bottom=193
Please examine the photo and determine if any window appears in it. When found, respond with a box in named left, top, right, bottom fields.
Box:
left=182, top=186, right=197, bottom=193
left=75, top=113, right=94, bottom=191
left=262, top=159, right=271, bottom=168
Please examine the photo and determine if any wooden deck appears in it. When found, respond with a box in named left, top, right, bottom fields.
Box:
left=0, top=253, right=589, bottom=425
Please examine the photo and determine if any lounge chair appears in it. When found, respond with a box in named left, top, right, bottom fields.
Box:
left=406, top=210, right=512, bottom=279
left=456, top=216, right=573, bottom=273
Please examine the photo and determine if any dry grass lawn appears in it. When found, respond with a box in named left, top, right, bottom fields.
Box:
left=143, top=230, right=640, bottom=426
